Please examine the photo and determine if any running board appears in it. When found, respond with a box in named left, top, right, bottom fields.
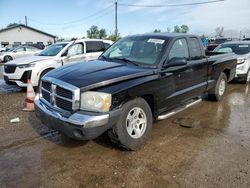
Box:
left=157, top=98, right=202, bottom=120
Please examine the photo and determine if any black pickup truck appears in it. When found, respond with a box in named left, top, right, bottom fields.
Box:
left=35, top=33, right=237, bottom=150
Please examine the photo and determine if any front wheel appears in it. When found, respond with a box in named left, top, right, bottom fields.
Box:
left=209, top=72, right=227, bottom=101
left=4, top=55, right=13, bottom=62
left=109, top=98, right=153, bottom=150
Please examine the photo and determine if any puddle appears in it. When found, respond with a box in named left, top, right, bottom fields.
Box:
left=0, top=79, right=22, bottom=93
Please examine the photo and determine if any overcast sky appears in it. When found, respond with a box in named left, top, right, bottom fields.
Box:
left=0, top=0, right=250, bottom=38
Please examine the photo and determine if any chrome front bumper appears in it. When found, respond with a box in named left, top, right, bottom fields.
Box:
left=35, top=95, right=120, bottom=140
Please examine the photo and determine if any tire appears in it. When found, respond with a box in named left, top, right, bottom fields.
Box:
left=4, top=55, right=13, bottom=62
left=109, top=98, right=153, bottom=151
left=209, top=72, right=227, bottom=101
left=37, top=69, right=53, bottom=91
left=243, top=69, right=250, bottom=84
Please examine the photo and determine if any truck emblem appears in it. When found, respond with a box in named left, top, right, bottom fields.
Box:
left=50, top=84, right=56, bottom=106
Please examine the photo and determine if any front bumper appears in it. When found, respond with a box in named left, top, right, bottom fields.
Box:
left=3, top=65, right=33, bottom=87
left=35, top=95, right=121, bottom=140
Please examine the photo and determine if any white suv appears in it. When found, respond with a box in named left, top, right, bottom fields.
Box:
left=3, top=39, right=113, bottom=87
left=214, top=41, right=250, bottom=83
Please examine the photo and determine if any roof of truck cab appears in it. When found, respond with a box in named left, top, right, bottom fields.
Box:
left=127, top=32, right=199, bottom=39
left=222, top=41, right=250, bottom=44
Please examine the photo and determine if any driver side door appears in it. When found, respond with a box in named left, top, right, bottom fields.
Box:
left=62, top=43, right=85, bottom=64
left=13, top=47, right=26, bottom=58
left=161, top=38, right=194, bottom=110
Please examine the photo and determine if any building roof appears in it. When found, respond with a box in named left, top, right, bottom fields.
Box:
left=0, top=24, right=56, bottom=38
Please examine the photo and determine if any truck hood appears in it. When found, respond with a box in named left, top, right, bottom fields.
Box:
left=45, top=60, right=156, bottom=89
left=5, top=55, right=54, bottom=65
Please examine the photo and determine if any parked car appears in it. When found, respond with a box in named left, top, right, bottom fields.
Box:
left=35, top=33, right=237, bottom=150
left=243, top=38, right=250, bottom=41
left=3, top=39, right=113, bottom=87
left=214, top=41, right=250, bottom=83
left=206, top=38, right=232, bottom=52
left=0, top=46, right=41, bottom=63
left=26, top=43, right=45, bottom=50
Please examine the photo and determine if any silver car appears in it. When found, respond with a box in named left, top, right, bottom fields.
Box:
left=214, top=41, right=250, bottom=83
left=0, top=46, right=41, bottom=63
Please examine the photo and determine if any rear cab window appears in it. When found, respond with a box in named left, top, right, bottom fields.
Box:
left=86, top=41, right=105, bottom=53
left=188, top=37, right=203, bottom=60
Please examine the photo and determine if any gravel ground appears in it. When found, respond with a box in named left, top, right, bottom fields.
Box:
left=0, top=67, right=250, bottom=187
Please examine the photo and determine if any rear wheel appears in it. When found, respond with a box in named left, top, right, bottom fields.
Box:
left=4, top=55, right=13, bottom=62
left=209, top=72, right=227, bottom=101
left=109, top=98, right=153, bottom=150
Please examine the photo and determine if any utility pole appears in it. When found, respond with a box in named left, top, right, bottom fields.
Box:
left=115, top=2, right=118, bottom=38
left=25, top=16, right=28, bottom=26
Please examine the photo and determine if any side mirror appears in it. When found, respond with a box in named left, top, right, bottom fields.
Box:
left=13, top=50, right=17, bottom=53
left=166, top=57, right=187, bottom=67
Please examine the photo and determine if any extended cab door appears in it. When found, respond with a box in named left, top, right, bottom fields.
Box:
left=160, top=37, right=207, bottom=111
left=186, top=37, right=208, bottom=96
left=85, top=41, right=106, bottom=61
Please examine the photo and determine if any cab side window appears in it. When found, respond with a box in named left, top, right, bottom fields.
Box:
left=15, top=47, right=25, bottom=52
left=169, top=39, right=189, bottom=60
left=189, top=37, right=203, bottom=60
left=86, top=41, right=105, bottom=53
left=67, top=43, right=84, bottom=56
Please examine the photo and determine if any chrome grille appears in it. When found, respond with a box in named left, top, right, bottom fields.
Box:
left=40, top=79, right=79, bottom=112
left=56, top=86, right=73, bottom=99
left=41, top=81, right=51, bottom=91
left=55, top=97, right=72, bottom=111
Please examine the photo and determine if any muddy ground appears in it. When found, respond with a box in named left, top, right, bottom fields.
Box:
left=0, top=66, right=250, bottom=187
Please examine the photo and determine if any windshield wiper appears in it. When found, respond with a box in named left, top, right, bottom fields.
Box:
left=112, top=57, right=139, bottom=66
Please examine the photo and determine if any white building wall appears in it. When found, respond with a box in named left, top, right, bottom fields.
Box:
left=0, top=26, right=55, bottom=47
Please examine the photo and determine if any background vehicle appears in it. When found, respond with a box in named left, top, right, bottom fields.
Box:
left=214, top=41, right=250, bottom=83
left=35, top=33, right=237, bottom=150
left=243, top=38, right=250, bottom=41
left=206, top=37, right=232, bottom=52
left=3, top=39, right=113, bottom=87
left=0, top=46, right=41, bottom=63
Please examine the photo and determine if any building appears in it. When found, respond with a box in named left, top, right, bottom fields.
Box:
left=0, top=24, right=56, bottom=48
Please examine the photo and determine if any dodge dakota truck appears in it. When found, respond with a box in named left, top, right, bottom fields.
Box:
left=35, top=33, right=237, bottom=150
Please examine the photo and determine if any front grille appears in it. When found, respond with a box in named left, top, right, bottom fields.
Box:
left=4, top=65, right=16, bottom=73
left=41, top=89, right=50, bottom=102
left=55, top=97, right=72, bottom=111
left=56, top=86, right=73, bottom=99
left=40, top=80, right=76, bottom=112
left=42, top=81, right=51, bottom=91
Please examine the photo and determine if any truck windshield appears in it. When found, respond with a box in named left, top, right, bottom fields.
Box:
left=214, top=43, right=250, bottom=55
left=38, top=43, right=68, bottom=56
left=101, top=36, right=168, bottom=66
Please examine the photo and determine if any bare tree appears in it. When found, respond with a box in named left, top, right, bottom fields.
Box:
left=215, top=27, right=224, bottom=37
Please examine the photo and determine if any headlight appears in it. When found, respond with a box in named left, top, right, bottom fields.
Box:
left=80, top=91, right=111, bottom=112
left=237, top=58, right=246, bottom=65
left=18, top=63, right=35, bottom=69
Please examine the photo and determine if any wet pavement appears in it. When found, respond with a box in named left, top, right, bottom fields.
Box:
left=0, top=67, right=250, bottom=187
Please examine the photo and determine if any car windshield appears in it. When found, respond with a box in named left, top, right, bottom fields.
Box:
left=214, top=43, right=250, bottom=55
left=38, top=43, right=68, bottom=56
left=101, top=36, right=168, bottom=66
left=5, top=47, right=16, bottom=52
